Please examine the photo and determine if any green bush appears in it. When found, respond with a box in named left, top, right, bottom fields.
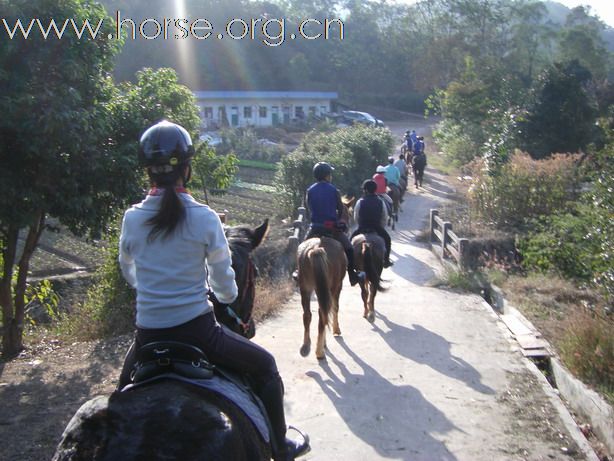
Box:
left=217, top=128, right=286, bottom=163
left=517, top=138, right=613, bottom=301
left=433, top=120, right=481, bottom=166
left=275, top=125, right=394, bottom=214
left=469, top=152, right=580, bottom=228
left=63, top=232, right=135, bottom=340
left=518, top=210, right=597, bottom=280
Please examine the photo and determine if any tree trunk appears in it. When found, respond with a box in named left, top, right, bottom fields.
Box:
left=1, top=226, right=19, bottom=359
left=12, top=211, right=46, bottom=356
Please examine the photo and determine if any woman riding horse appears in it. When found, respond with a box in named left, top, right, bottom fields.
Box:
left=55, top=220, right=277, bottom=461
left=116, top=120, right=309, bottom=461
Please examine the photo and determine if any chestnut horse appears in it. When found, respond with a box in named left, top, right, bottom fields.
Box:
left=296, top=236, right=347, bottom=360
left=352, top=232, right=387, bottom=323
left=53, top=221, right=271, bottom=461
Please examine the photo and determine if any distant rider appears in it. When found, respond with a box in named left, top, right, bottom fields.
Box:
left=394, top=153, right=408, bottom=186
left=351, top=179, right=393, bottom=268
left=303, top=162, right=365, bottom=286
left=384, top=156, right=402, bottom=194
left=372, top=165, right=393, bottom=216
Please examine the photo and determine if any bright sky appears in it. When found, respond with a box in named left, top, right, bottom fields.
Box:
left=391, top=1, right=614, bottom=28
left=556, top=1, right=614, bottom=27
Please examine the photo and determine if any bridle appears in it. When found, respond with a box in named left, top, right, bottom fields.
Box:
left=226, top=256, right=256, bottom=335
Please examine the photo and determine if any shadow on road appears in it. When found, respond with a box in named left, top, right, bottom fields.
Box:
left=307, top=337, right=460, bottom=461
left=0, top=338, right=128, bottom=461
left=372, top=312, right=495, bottom=396
left=388, top=250, right=435, bottom=285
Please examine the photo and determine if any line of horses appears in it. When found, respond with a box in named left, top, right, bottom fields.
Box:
left=53, top=156, right=426, bottom=460
left=296, top=194, right=391, bottom=362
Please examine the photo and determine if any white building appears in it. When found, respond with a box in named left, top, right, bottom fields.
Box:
left=194, top=90, right=338, bottom=129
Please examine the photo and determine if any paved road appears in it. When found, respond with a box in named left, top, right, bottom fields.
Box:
left=253, top=123, right=592, bottom=460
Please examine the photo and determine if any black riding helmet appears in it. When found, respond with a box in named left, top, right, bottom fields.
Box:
left=313, top=162, right=334, bottom=180
left=139, top=120, right=195, bottom=169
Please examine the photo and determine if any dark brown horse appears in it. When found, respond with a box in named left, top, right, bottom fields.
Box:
left=352, top=232, right=387, bottom=323
left=296, top=236, right=346, bottom=360
left=53, top=221, right=271, bottom=461
left=386, top=184, right=401, bottom=230
left=412, top=153, right=426, bottom=188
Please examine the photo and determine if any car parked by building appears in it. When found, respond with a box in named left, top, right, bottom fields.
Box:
left=341, top=110, right=385, bottom=127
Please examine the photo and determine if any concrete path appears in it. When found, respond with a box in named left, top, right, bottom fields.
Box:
left=253, top=167, right=590, bottom=460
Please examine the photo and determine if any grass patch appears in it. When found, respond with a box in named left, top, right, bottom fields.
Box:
left=559, top=309, right=614, bottom=404
left=430, top=267, right=484, bottom=294
left=238, top=159, right=278, bottom=170
left=253, top=278, right=295, bottom=323
left=499, top=272, right=612, bottom=403
left=426, top=151, right=460, bottom=177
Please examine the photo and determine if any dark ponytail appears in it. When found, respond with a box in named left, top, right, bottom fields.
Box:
left=146, top=170, right=186, bottom=242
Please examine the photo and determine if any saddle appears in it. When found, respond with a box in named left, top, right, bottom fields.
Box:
left=131, top=341, right=215, bottom=383
left=125, top=341, right=270, bottom=443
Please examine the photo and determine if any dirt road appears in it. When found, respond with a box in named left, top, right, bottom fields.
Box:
left=252, top=119, right=594, bottom=460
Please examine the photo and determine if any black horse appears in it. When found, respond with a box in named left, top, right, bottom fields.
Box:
left=412, top=153, right=427, bottom=188
left=53, top=220, right=272, bottom=461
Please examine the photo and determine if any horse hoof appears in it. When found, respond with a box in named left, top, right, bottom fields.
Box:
left=333, top=329, right=341, bottom=336
left=367, top=312, right=375, bottom=323
left=300, top=344, right=310, bottom=357
left=316, top=352, right=326, bottom=360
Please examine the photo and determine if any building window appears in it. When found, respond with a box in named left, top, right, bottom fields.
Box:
left=204, top=107, right=213, bottom=118
left=259, top=106, right=267, bottom=118
left=231, top=106, right=239, bottom=127
left=320, top=105, right=328, bottom=114
left=244, top=106, right=252, bottom=118
left=308, top=106, right=316, bottom=117
left=295, top=106, right=304, bottom=119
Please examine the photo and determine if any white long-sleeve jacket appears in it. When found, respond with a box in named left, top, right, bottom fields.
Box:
left=119, top=192, right=237, bottom=329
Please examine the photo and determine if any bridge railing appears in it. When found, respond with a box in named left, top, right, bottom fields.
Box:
left=429, top=209, right=469, bottom=270
left=287, top=206, right=307, bottom=268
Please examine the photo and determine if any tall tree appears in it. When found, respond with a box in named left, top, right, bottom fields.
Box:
left=556, top=6, right=611, bottom=81
left=520, top=60, right=599, bottom=159
left=0, top=0, right=121, bottom=357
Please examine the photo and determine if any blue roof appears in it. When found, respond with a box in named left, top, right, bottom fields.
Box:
left=194, top=90, right=338, bottom=100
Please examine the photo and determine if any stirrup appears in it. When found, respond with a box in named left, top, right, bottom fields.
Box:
left=286, top=425, right=310, bottom=459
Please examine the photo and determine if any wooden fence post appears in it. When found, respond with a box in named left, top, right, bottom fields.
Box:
left=458, top=238, right=468, bottom=270
left=442, top=221, right=452, bottom=258
left=429, top=209, right=439, bottom=242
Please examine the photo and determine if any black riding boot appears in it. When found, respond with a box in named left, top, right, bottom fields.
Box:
left=258, top=376, right=310, bottom=461
left=345, top=248, right=365, bottom=286
left=384, top=247, right=393, bottom=268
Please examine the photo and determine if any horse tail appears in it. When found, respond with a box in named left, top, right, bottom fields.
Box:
left=309, top=247, right=331, bottom=326
left=362, top=242, right=386, bottom=292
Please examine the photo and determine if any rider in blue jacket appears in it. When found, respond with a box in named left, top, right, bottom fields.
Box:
left=304, top=162, right=365, bottom=286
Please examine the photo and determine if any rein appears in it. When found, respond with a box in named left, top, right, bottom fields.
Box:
left=208, top=240, right=257, bottom=336
left=227, top=257, right=256, bottom=335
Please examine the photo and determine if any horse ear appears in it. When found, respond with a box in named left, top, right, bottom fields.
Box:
left=251, top=219, right=269, bottom=249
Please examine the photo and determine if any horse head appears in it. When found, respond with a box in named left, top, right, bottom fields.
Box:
left=340, top=195, right=355, bottom=231
left=213, top=219, right=269, bottom=339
